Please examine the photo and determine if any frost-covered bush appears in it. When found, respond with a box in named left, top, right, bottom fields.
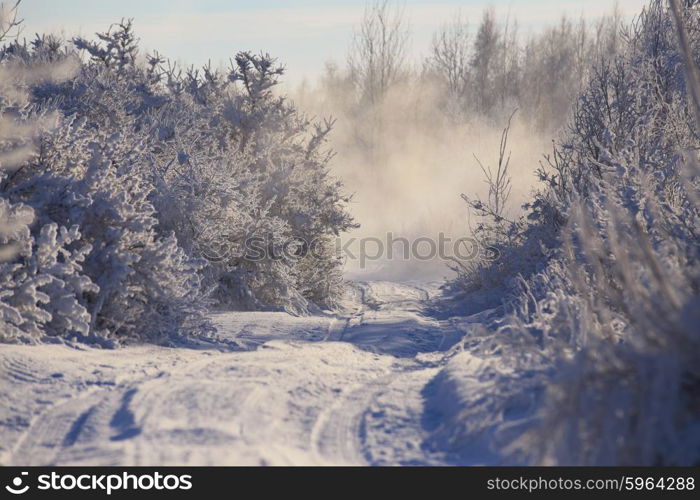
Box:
left=0, top=10, right=99, bottom=344
left=41, top=21, right=354, bottom=313
left=11, top=120, right=210, bottom=342
left=0, top=31, right=211, bottom=344
left=0, top=205, right=97, bottom=343
left=1, top=13, right=354, bottom=343
left=144, top=51, right=356, bottom=312
left=451, top=0, right=700, bottom=465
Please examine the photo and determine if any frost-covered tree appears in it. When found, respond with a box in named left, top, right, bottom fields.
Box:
left=1, top=11, right=354, bottom=343
left=144, top=51, right=356, bottom=312
left=348, top=0, right=408, bottom=107
left=421, top=5, right=625, bottom=128
left=0, top=6, right=106, bottom=344
left=426, top=15, right=471, bottom=118
left=0, top=12, right=355, bottom=347
left=470, top=8, right=501, bottom=114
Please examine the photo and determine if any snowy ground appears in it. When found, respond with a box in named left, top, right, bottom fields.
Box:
left=0, top=281, right=525, bottom=466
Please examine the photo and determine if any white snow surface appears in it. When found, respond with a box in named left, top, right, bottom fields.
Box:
left=0, top=281, right=523, bottom=466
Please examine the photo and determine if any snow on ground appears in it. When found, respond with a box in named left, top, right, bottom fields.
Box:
left=0, top=281, right=529, bottom=466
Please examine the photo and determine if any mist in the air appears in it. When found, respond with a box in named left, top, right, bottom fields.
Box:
left=293, top=1, right=622, bottom=280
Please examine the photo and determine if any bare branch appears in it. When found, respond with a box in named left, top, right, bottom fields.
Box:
left=0, top=0, right=22, bottom=42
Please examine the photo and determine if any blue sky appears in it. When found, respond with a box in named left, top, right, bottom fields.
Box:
left=19, top=0, right=647, bottom=83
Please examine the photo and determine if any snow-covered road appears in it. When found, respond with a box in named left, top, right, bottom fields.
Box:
left=0, top=282, right=494, bottom=466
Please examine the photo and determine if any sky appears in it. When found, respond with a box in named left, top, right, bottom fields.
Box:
left=17, top=0, right=648, bottom=83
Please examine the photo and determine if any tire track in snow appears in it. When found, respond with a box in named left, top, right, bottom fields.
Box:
left=310, top=373, right=396, bottom=465
left=325, top=282, right=366, bottom=342
left=8, top=387, right=116, bottom=465
left=3, top=281, right=451, bottom=466
left=312, top=281, right=445, bottom=465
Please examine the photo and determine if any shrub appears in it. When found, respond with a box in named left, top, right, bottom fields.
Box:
left=452, top=0, right=700, bottom=465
